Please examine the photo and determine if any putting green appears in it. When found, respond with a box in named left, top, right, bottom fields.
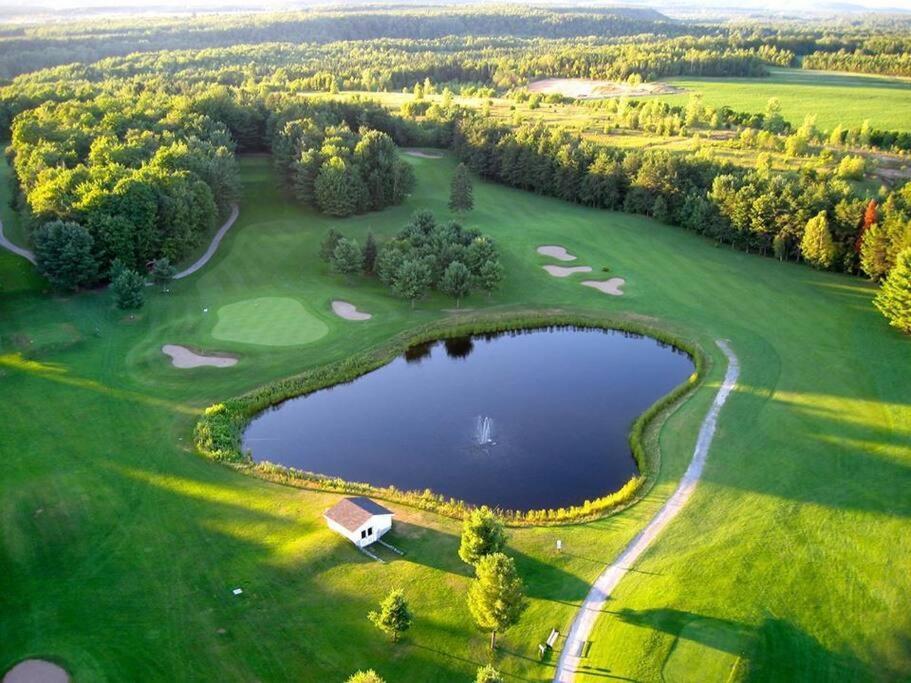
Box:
left=212, top=297, right=329, bottom=346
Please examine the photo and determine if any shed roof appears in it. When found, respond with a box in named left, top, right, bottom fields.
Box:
left=324, top=497, right=393, bottom=532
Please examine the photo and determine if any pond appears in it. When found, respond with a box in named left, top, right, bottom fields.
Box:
left=243, top=327, right=695, bottom=511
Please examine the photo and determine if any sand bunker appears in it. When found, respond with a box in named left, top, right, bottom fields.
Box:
left=528, top=78, right=682, bottom=100
left=162, top=344, right=238, bottom=369
left=331, top=300, right=372, bottom=321
left=537, top=245, right=577, bottom=261
left=542, top=265, right=593, bottom=278
left=3, top=660, right=69, bottom=683
left=402, top=149, right=443, bottom=159
left=581, top=278, right=626, bottom=296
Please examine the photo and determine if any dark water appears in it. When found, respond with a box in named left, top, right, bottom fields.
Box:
left=243, top=327, right=694, bottom=511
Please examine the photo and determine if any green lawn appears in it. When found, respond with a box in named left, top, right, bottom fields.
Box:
left=658, top=67, right=911, bottom=132
left=1, top=152, right=909, bottom=682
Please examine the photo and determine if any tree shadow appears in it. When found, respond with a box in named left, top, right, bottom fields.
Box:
left=613, top=607, right=874, bottom=680
left=698, top=378, right=911, bottom=518
left=389, top=521, right=592, bottom=601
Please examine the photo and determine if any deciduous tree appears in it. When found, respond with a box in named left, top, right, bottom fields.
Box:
left=467, top=552, right=526, bottom=650
left=459, top=506, right=507, bottom=565
left=440, top=260, right=472, bottom=307
left=393, top=259, right=432, bottom=308
left=476, top=664, right=505, bottom=683
left=800, top=210, right=837, bottom=269
left=368, top=589, right=412, bottom=643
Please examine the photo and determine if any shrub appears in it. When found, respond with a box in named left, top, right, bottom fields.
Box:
left=837, top=154, right=866, bottom=180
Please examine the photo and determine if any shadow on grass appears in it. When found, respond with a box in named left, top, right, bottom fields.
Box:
left=613, top=607, right=872, bottom=680
left=390, top=520, right=592, bottom=601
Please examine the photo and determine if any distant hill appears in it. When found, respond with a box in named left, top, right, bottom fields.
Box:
left=0, top=5, right=682, bottom=79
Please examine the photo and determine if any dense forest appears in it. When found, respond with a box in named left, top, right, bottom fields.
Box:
left=2, top=6, right=909, bottom=329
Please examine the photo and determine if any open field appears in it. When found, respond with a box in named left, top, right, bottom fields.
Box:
left=1, top=152, right=909, bottom=681
left=658, top=67, right=911, bottom=132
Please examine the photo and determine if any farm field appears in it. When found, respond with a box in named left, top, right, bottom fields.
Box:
left=2, top=149, right=909, bottom=682
left=658, top=68, right=911, bottom=132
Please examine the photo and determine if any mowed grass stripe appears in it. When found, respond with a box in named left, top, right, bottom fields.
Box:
left=658, top=67, right=911, bottom=131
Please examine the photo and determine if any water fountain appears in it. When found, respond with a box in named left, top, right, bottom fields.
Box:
left=476, top=416, right=494, bottom=447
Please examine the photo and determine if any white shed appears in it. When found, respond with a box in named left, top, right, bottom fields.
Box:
left=324, top=496, right=394, bottom=548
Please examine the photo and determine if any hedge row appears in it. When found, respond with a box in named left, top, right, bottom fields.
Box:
left=193, top=309, right=707, bottom=526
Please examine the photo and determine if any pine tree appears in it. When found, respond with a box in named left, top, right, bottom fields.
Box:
left=393, top=259, right=432, bottom=308
left=346, top=670, right=385, bottom=683
left=467, top=553, right=526, bottom=650
left=367, top=589, right=412, bottom=643
left=800, top=211, right=837, bottom=269
left=440, top=261, right=472, bottom=307
left=332, top=238, right=363, bottom=279
left=319, top=229, right=343, bottom=263
left=362, top=232, right=378, bottom=274
left=449, top=163, right=474, bottom=213
left=459, top=506, right=507, bottom=565
left=151, top=257, right=176, bottom=291
left=861, top=223, right=891, bottom=281
left=33, top=220, right=98, bottom=291
left=874, top=247, right=911, bottom=334
left=112, top=268, right=145, bottom=310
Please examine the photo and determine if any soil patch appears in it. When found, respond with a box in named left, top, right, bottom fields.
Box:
left=581, top=278, right=626, bottom=296
left=331, top=300, right=372, bottom=321
left=542, top=265, right=592, bottom=278
left=162, top=344, right=238, bottom=369
left=402, top=149, right=443, bottom=159
left=537, top=245, right=577, bottom=261
left=3, top=660, right=69, bottom=683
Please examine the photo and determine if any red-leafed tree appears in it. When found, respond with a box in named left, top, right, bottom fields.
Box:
left=856, top=199, right=879, bottom=253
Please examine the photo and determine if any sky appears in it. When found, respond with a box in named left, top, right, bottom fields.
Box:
left=3, top=0, right=911, bottom=12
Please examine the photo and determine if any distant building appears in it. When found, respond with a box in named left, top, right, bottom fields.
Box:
left=324, top=496, right=394, bottom=548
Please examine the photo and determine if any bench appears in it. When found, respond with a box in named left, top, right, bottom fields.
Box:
left=538, top=628, right=560, bottom=659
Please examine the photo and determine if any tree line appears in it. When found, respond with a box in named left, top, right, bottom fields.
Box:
left=451, top=116, right=911, bottom=282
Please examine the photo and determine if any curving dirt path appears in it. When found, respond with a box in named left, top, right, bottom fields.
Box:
left=0, top=217, right=36, bottom=264
left=0, top=205, right=240, bottom=278
left=173, top=203, right=239, bottom=279
left=552, top=340, right=740, bottom=683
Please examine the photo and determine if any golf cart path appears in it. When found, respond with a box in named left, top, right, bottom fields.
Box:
left=173, top=203, right=240, bottom=279
left=0, top=217, right=36, bottom=264
left=0, top=204, right=240, bottom=278
left=552, top=339, right=740, bottom=683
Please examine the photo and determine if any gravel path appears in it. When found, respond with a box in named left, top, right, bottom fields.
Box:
left=0, top=205, right=239, bottom=278
left=173, top=203, right=239, bottom=279
left=0, top=217, right=36, bottom=264
left=552, top=339, right=740, bottom=683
